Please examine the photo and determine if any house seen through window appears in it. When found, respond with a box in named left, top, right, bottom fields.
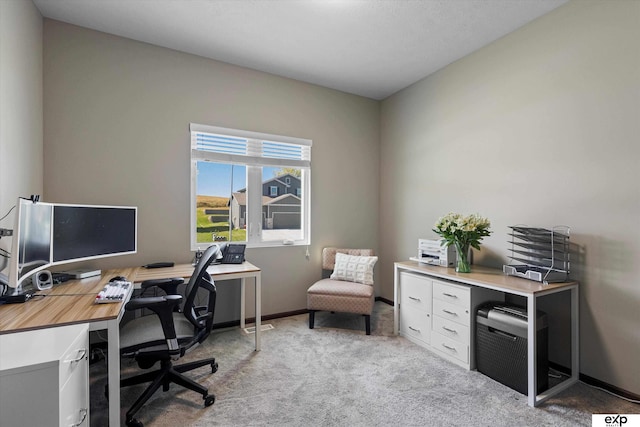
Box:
left=190, top=124, right=312, bottom=249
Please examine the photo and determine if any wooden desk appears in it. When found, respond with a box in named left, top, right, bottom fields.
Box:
left=131, top=261, right=263, bottom=349
left=0, top=261, right=261, bottom=427
left=393, top=261, right=579, bottom=407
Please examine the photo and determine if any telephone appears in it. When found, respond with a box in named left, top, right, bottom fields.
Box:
left=221, top=244, right=246, bottom=264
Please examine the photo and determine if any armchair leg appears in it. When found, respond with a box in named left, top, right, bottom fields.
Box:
left=309, top=310, right=316, bottom=329
left=364, top=314, right=371, bottom=335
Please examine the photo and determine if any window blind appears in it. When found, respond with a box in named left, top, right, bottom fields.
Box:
left=190, top=123, right=311, bottom=168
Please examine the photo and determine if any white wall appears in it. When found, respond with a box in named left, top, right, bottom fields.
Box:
left=42, top=20, right=380, bottom=318
left=0, top=0, right=43, bottom=271
left=380, top=0, right=640, bottom=394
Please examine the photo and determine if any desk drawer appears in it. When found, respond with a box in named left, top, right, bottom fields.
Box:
left=433, top=299, right=470, bottom=326
left=60, top=356, right=89, bottom=427
left=59, top=325, right=89, bottom=390
left=432, top=332, right=469, bottom=365
left=433, top=281, right=470, bottom=307
left=400, top=304, right=431, bottom=345
left=400, top=272, right=432, bottom=313
left=433, top=315, right=469, bottom=344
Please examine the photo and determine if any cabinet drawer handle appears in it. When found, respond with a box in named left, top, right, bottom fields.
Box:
left=65, top=349, right=88, bottom=364
left=441, top=309, right=458, bottom=316
left=69, top=408, right=88, bottom=427
left=408, top=326, right=421, bottom=332
left=441, top=343, right=457, bottom=352
left=442, top=326, right=457, bottom=334
left=442, top=292, right=458, bottom=298
left=408, top=296, right=421, bottom=302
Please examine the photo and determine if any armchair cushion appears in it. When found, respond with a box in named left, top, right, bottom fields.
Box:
left=329, top=252, right=378, bottom=285
left=307, top=278, right=374, bottom=315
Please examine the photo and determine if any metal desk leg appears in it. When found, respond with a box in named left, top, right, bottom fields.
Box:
left=393, top=264, right=400, bottom=335
left=571, top=285, right=580, bottom=384
left=240, top=277, right=246, bottom=329
left=527, top=294, right=538, bottom=407
left=255, top=272, right=261, bottom=351
left=107, top=319, right=120, bottom=426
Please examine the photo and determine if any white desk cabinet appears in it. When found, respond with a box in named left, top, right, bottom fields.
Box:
left=0, top=323, right=89, bottom=427
left=394, top=260, right=580, bottom=407
left=396, top=269, right=501, bottom=370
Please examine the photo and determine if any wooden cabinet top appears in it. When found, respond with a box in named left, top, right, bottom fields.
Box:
left=395, top=260, right=578, bottom=297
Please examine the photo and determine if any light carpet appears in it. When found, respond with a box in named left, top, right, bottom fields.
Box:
left=90, top=302, right=639, bottom=426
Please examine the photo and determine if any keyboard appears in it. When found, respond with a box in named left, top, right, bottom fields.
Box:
left=95, top=280, right=132, bottom=303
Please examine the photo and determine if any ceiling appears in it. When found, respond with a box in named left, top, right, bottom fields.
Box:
left=33, top=0, right=568, bottom=100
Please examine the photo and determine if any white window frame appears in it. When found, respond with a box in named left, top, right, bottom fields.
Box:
left=269, top=186, right=278, bottom=197
left=190, top=123, right=312, bottom=249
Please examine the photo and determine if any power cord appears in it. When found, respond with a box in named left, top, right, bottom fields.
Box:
left=0, top=205, right=16, bottom=223
left=582, top=381, right=640, bottom=404
left=551, top=367, right=640, bottom=404
left=32, top=293, right=95, bottom=297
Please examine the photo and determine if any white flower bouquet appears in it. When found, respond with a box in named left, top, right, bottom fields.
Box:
left=433, top=213, right=491, bottom=272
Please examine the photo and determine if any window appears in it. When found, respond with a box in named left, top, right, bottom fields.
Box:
left=190, top=123, right=311, bottom=249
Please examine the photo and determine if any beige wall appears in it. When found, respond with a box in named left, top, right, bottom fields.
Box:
left=380, top=0, right=640, bottom=394
left=42, top=20, right=380, bottom=317
left=0, top=0, right=43, bottom=265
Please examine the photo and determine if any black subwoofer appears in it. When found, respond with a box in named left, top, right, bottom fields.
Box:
left=476, top=303, right=548, bottom=395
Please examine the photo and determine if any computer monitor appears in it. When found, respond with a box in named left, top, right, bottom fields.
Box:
left=7, top=198, right=53, bottom=292
left=6, top=198, right=137, bottom=293
left=52, top=204, right=137, bottom=263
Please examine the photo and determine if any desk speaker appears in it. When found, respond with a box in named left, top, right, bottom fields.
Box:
left=34, top=270, right=53, bottom=290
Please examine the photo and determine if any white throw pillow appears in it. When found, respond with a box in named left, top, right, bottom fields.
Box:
left=330, top=253, right=378, bottom=285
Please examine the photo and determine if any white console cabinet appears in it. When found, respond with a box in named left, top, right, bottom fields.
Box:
left=395, top=265, right=502, bottom=370
left=0, top=323, right=89, bottom=427
left=394, top=260, right=580, bottom=407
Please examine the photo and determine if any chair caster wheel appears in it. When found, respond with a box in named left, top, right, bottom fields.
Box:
left=211, top=362, right=218, bottom=373
left=126, top=418, right=144, bottom=427
left=204, top=394, right=216, bottom=407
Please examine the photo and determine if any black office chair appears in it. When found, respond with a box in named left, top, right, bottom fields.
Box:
left=117, top=244, right=221, bottom=427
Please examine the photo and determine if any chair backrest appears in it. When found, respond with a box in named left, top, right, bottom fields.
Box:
left=182, top=243, right=221, bottom=341
left=321, top=247, right=375, bottom=277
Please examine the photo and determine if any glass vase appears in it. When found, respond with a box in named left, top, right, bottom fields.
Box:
left=454, top=242, right=471, bottom=273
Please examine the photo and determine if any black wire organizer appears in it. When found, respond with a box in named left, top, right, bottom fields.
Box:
left=503, top=225, right=570, bottom=284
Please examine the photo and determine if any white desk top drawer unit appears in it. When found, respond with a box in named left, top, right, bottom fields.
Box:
left=0, top=323, right=89, bottom=427
left=399, top=272, right=432, bottom=347
left=431, top=280, right=471, bottom=367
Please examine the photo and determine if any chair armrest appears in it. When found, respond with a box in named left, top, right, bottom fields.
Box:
left=125, top=295, right=181, bottom=311
left=140, top=277, right=184, bottom=295
left=125, top=295, right=183, bottom=340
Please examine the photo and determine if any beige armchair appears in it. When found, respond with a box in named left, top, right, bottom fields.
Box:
left=307, top=247, right=377, bottom=335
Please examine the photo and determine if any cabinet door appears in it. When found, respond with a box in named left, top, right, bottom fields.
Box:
left=0, top=362, right=59, bottom=427
left=400, top=272, right=432, bottom=313
left=400, top=304, right=431, bottom=345
left=399, top=272, right=432, bottom=346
